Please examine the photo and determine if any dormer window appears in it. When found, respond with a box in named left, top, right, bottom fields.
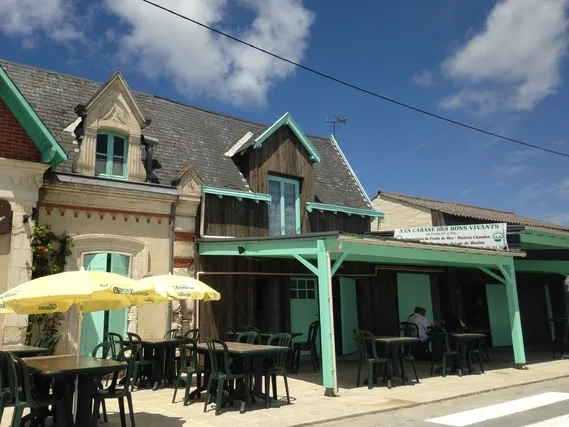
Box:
left=95, top=131, right=128, bottom=179
left=268, top=175, right=300, bottom=236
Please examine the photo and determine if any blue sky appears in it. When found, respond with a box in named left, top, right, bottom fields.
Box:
left=1, top=0, right=569, bottom=224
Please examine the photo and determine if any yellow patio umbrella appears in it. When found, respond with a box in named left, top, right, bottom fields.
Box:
left=0, top=267, right=156, bottom=423
left=136, top=273, right=221, bottom=302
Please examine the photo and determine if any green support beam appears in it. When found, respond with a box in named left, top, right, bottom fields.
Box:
left=199, top=238, right=322, bottom=257
left=331, top=253, right=347, bottom=276
left=499, top=261, right=526, bottom=365
left=339, top=239, right=516, bottom=269
left=515, top=260, right=569, bottom=276
left=479, top=267, right=507, bottom=285
left=294, top=254, right=318, bottom=275
left=519, top=229, right=569, bottom=250
left=316, top=240, right=337, bottom=395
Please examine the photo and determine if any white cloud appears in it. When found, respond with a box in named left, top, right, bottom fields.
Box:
left=441, top=0, right=569, bottom=114
left=516, top=178, right=569, bottom=200
left=412, top=69, right=434, bottom=88
left=508, top=149, right=544, bottom=163
left=491, top=164, right=534, bottom=177
left=105, top=0, right=314, bottom=106
left=0, top=0, right=83, bottom=45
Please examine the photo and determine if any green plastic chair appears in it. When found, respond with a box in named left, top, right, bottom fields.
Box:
left=264, top=333, right=292, bottom=408
left=9, top=353, right=65, bottom=427
left=91, top=342, right=114, bottom=423
left=106, top=332, right=124, bottom=359
left=354, top=330, right=387, bottom=389
left=203, top=338, right=248, bottom=416
left=91, top=344, right=141, bottom=427
left=126, top=332, right=153, bottom=390
left=44, top=336, right=60, bottom=356
left=236, top=331, right=258, bottom=345
left=172, top=338, right=202, bottom=406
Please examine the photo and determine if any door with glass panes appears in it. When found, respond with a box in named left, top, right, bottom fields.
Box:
left=290, top=278, right=320, bottom=354
left=80, top=253, right=129, bottom=355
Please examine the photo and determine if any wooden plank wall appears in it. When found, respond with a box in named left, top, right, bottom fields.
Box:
left=309, top=210, right=371, bottom=234
left=247, top=126, right=314, bottom=233
left=203, top=194, right=268, bottom=237
left=356, top=270, right=399, bottom=336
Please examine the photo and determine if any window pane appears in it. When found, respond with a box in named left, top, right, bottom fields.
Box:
left=112, top=157, right=125, bottom=177
left=113, top=136, right=126, bottom=157
left=96, top=134, right=108, bottom=154
left=307, top=290, right=315, bottom=299
left=268, top=180, right=282, bottom=236
left=290, top=290, right=297, bottom=299
left=283, top=182, right=297, bottom=234
left=298, top=290, right=306, bottom=299
left=95, top=154, right=106, bottom=175
left=307, top=281, right=315, bottom=290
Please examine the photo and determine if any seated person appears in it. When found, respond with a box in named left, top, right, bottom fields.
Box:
left=408, top=306, right=432, bottom=358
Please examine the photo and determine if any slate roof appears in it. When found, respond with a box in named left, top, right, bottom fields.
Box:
left=0, top=59, right=372, bottom=210
left=378, top=191, right=569, bottom=232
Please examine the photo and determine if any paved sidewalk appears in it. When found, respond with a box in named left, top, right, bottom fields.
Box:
left=1, top=358, right=568, bottom=426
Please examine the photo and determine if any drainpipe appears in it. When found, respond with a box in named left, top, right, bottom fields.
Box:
left=167, top=202, right=176, bottom=334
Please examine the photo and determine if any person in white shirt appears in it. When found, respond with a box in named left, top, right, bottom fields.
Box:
left=407, top=306, right=432, bottom=358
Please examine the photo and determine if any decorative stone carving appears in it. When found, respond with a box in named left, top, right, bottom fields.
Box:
left=99, top=98, right=131, bottom=128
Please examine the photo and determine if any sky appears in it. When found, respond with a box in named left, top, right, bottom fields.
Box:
left=1, top=0, right=569, bottom=225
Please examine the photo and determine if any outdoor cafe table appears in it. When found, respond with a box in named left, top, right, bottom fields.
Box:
left=23, top=354, right=127, bottom=427
left=428, top=332, right=486, bottom=374
left=374, top=336, right=420, bottom=388
left=193, top=342, right=289, bottom=412
left=0, top=345, right=48, bottom=357
left=229, top=331, right=303, bottom=373
left=138, top=338, right=180, bottom=390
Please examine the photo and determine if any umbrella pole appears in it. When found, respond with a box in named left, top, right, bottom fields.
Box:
left=73, top=303, right=84, bottom=424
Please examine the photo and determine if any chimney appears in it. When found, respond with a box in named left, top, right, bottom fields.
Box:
left=141, top=135, right=159, bottom=183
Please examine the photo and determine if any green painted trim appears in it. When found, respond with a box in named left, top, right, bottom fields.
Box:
left=201, top=186, right=271, bottom=203
left=331, top=252, right=347, bottom=276
left=294, top=254, right=319, bottom=275
left=339, top=240, right=515, bottom=268
left=514, top=260, right=569, bottom=275
left=0, top=66, right=67, bottom=168
left=198, top=237, right=325, bottom=257
left=269, top=175, right=301, bottom=235
left=519, top=229, right=569, bottom=249
left=253, top=112, right=321, bottom=163
left=500, top=261, right=526, bottom=364
left=95, top=131, right=128, bottom=179
left=479, top=267, right=507, bottom=285
left=316, top=239, right=336, bottom=391
left=306, top=202, right=385, bottom=219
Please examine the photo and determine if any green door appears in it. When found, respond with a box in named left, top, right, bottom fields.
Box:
left=486, top=284, right=513, bottom=347
left=339, top=277, right=358, bottom=355
left=80, top=253, right=107, bottom=355
left=290, top=278, right=320, bottom=354
left=80, top=253, right=130, bottom=356
left=107, top=253, right=129, bottom=337
left=397, top=273, right=434, bottom=323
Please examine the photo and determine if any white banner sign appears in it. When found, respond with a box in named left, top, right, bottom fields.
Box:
left=393, top=223, right=508, bottom=250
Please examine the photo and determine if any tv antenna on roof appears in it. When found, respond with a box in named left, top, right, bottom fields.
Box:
left=324, top=115, right=347, bottom=137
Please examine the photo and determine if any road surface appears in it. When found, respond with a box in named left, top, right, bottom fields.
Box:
left=311, top=376, right=569, bottom=427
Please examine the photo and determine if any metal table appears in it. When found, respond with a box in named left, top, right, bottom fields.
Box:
left=24, top=355, right=127, bottom=427
left=193, top=342, right=289, bottom=412
left=1, top=345, right=48, bottom=357
left=375, top=336, right=420, bottom=388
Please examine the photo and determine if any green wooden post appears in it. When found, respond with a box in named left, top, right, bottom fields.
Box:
left=499, top=260, right=526, bottom=365
left=316, top=239, right=337, bottom=395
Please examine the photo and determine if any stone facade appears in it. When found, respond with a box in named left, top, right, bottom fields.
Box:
left=371, top=194, right=433, bottom=231
left=0, top=158, right=48, bottom=344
